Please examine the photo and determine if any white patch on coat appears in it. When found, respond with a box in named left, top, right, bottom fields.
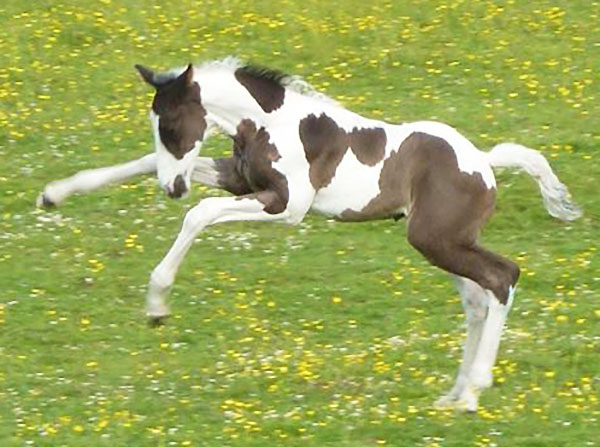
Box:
left=311, top=150, right=384, bottom=217
left=259, top=125, right=317, bottom=223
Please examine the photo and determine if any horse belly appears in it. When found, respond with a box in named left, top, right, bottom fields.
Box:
left=310, top=151, right=393, bottom=219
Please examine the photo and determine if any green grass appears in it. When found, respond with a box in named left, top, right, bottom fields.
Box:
left=1, top=0, right=599, bottom=446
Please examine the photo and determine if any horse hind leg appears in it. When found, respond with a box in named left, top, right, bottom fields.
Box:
left=468, top=280, right=517, bottom=390
left=407, top=218, right=519, bottom=411
left=435, top=276, right=489, bottom=408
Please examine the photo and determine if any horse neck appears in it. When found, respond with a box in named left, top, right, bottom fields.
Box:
left=195, top=69, right=264, bottom=135
left=194, top=67, right=392, bottom=136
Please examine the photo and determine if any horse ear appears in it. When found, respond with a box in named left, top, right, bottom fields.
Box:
left=182, top=63, right=194, bottom=86
left=135, top=64, right=157, bottom=88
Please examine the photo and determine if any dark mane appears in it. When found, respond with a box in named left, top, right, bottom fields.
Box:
left=237, top=64, right=290, bottom=87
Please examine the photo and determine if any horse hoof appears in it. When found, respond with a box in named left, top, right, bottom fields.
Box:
left=434, top=386, right=480, bottom=413
left=453, top=386, right=480, bottom=413
left=37, top=193, right=56, bottom=208
left=435, top=397, right=478, bottom=413
left=433, top=394, right=457, bottom=409
left=453, top=399, right=479, bottom=413
left=148, top=315, right=168, bottom=327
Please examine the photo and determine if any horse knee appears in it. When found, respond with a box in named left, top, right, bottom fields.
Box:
left=182, top=198, right=221, bottom=231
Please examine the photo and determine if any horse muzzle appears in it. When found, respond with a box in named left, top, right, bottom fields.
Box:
left=166, top=175, right=188, bottom=199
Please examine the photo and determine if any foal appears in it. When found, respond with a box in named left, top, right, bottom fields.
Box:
left=38, top=58, right=581, bottom=411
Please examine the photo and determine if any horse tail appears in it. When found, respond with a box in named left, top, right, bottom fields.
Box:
left=487, top=143, right=582, bottom=221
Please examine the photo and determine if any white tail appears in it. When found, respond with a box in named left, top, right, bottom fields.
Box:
left=487, top=143, right=582, bottom=221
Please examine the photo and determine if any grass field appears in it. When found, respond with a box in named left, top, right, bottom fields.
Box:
left=1, top=0, right=599, bottom=445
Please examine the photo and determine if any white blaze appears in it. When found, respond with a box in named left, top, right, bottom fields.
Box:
left=150, top=111, right=201, bottom=193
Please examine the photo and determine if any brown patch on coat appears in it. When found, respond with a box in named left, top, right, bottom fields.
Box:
left=214, top=158, right=253, bottom=196
left=341, top=132, right=495, bottom=222
left=349, top=127, right=387, bottom=166
left=339, top=132, right=423, bottom=222
left=299, top=114, right=349, bottom=189
left=150, top=65, right=207, bottom=160
left=343, top=131, right=518, bottom=303
left=299, top=113, right=387, bottom=189
left=234, top=67, right=285, bottom=113
left=218, top=119, right=289, bottom=214
left=400, top=132, right=495, bottom=240
left=339, top=132, right=495, bottom=226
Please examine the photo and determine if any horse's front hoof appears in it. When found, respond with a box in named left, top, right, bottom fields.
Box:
left=37, top=193, right=56, bottom=208
left=148, top=315, right=169, bottom=328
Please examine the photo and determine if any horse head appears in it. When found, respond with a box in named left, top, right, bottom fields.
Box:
left=136, top=64, right=206, bottom=199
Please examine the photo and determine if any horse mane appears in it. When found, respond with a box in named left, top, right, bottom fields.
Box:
left=198, top=57, right=340, bottom=106
left=236, top=64, right=289, bottom=87
left=155, top=57, right=339, bottom=106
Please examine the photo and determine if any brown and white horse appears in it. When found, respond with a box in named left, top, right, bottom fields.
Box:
left=38, top=58, right=581, bottom=411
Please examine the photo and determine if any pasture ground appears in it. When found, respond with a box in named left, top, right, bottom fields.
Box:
left=1, top=0, right=599, bottom=445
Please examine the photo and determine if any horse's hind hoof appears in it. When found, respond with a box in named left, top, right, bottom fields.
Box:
left=37, top=193, right=56, bottom=208
left=148, top=315, right=168, bottom=328
left=434, top=394, right=458, bottom=409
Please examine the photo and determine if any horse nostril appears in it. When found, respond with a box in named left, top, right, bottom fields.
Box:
left=169, top=175, right=187, bottom=199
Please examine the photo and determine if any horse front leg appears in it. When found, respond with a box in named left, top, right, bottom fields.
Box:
left=146, top=192, right=294, bottom=323
left=191, top=157, right=221, bottom=188
left=37, top=153, right=156, bottom=207
left=193, top=157, right=254, bottom=195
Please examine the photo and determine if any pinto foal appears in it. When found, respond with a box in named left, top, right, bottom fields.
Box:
left=38, top=59, right=581, bottom=411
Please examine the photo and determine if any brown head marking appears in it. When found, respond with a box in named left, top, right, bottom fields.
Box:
left=136, top=64, right=207, bottom=160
